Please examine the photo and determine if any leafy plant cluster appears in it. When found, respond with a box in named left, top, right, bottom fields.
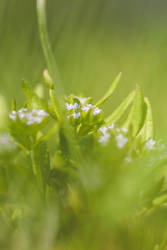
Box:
left=0, top=0, right=167, bottom=249
left=0, top=70, right=167, bottom=249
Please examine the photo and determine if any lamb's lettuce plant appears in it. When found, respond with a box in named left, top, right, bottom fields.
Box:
left=0, top=0, right=167, bottom=249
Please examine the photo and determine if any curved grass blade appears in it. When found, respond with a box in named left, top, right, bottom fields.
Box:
left=105, top=90, right=135, bottom=125
left=136, top=97, right=154, bottom=142
left=144, top=97, right=154, bottom=139
left=123, top=85, right=146, bottom=136
left=96, top=72, right=122, bottom=107
left=36, top=0, right=63, bottom=95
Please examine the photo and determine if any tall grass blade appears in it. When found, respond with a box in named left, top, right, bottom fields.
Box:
left=96, top=72, right=122, bottom=106
left=123, top=85, right=146, bottom=136
left=105, top=90, right=135, bottom=125
left=136, top=97, right=154, bottom=142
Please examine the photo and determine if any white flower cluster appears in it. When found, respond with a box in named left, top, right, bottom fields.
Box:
left=66, top=103, right=80, bottom=111
left=65, top=101, right=102, bottom=120
left=98, top=124, right=115, bottom=146
left=9, top=108, right=49, bottom=125
left=145, top=139, right=156, bottom=150
left=99, top=124, right=128, bottom=148
left=115, top=134, right=128, bottom=149
left=66, top=102, right=81, bottom=119
left=0, top=133, right=17, bottom=153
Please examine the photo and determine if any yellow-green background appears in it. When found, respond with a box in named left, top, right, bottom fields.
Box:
left=1, top=0, right=167, bottom=138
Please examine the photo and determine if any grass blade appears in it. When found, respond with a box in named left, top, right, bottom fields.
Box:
left=123, top=85, right=146, bottom=136
left=136, top=97, right=154, bottom=142
left=105, top=90, right=135, bottom=125
left=96, top=72, right=122, bottom=106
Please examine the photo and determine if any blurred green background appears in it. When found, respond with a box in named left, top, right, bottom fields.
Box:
left=0, top=0, right=167, bottom=139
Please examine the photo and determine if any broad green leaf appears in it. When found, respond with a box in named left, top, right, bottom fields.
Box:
left=123, top=85, right=146, bottom=136
left=105, top=91, right=135, bottom=125
left=95, top=72, right=122, bottom=106
left=136, top=97, right=154, bottom=143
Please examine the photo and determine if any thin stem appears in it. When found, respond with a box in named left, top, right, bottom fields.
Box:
left=31, top=149, right=45, bottom=199
left=36, top=0, right=64, bottom=95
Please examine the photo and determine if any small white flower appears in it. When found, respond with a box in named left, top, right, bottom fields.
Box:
left=66, top=102, right=80, bottom=111
left=71, top=112, right=81, bottom=119
left=65, top=103, right=74, bottom=111
left=99, top=126, right=108, bottom=134
left=99, top=133, right=110, bottom=146
left=26, top=119, right=34, bottom=126
left=116, top=128, right=121, bottom=133
left=145, top=139, right=156, bottom=150
left=33, top=116, right=43, bottom=124
left=73, top=103, right=80, bottom=110
left=18, top=108, right=28, bottom=113
left=81, top=104, right=93, bottom=113
left=9, top=110, right=17, bottom=121
left=93, top=107, right=102, bottom=116
left=108, top=123, right=115, bottom=130
left=99, top=124, right=114, bottom=135
left=9, top=108, right=49, bottom=125
left=32, top=109, right=49, bottom=117
left=80, top=98, right=88, bottom=104
left=18, top=109, right=28, bottom=119
left=116, top=134, right=128, bottom=149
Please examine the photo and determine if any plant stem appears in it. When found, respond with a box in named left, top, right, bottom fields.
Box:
left=31, top=149, right=44, bottom=199
left=36, top=0, right=63, bottom=95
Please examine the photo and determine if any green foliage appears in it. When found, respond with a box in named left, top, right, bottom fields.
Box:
left=0, top=1, right=166, bottom=249
left=96, top=72, right=122, bottom=106
left=105, top=90, right=135, bottom=125
left=0, top=70, right=166, bottom=250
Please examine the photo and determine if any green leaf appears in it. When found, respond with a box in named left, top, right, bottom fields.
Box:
left=153, top=192, right=167, bottom=206
left=105, top=90, right=135, bottom=125
left=9, top=123, right=33, bottom=150
left=22, top=80, right=48, bottom=109
left=49, top=89, right=62, bottom=122
left=31, top=142, right=50, bottom=198
left=136, top=97, right=154, bottom=143
left=123, top=85, right=146, bottom=136
left=11, top=98, right=16, bottom=111
left=96, top=72, right=122, bottom=106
